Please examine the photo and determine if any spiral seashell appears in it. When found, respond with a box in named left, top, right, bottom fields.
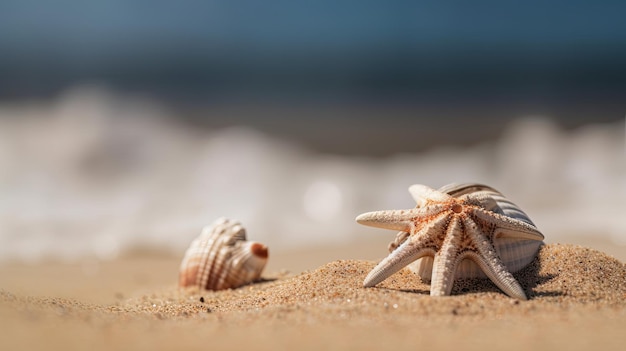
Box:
left=393, top=183, right=543, bottom=280
left=179, top=218, right=268, bottom=291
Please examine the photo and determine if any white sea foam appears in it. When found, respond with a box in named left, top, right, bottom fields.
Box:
left=0, top=88, right=624, bottom=263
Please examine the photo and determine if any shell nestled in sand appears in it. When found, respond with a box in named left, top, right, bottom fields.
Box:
left=179, top=218, right=268, bottom=291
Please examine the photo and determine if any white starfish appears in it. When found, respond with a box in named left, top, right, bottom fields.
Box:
left=356, top=184, right=544, bottom=300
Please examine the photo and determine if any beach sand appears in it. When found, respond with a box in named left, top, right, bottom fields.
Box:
left=1, top=243, right=625, bottom=351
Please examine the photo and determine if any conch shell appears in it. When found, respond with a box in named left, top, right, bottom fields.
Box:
left=179, top=218, right=268, bottom=290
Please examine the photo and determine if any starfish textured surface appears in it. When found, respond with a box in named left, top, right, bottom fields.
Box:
left=356, top=184, right=544, bottom=300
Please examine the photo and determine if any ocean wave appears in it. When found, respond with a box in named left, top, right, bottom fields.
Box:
left=1, top=88, right=624, bottom=262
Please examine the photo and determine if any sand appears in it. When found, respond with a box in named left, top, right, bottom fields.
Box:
left=1, top=243, right=625, bottom=351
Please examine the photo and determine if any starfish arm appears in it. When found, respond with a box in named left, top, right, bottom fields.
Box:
left=463, top=217, right=528, bottom=300
left=363, top=244, right=433, bottom=288
left=363, top=213, right=449, bottom=287
left=471, top=208, right=544, bottom=241
left=355, top=205, right=446, bottom=232
left=460, top=193, right=500, bottom=212
left=409, top=184, right=452, bottom=206
left=430, top=217, right=463, bottom=296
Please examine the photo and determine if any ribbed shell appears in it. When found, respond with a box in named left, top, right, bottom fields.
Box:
left=393, top=183, right=544, bottom=279
left=179, top=218, right=268, bottom=290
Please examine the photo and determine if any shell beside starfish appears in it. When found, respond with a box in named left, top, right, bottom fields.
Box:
left=356, top=183, right=544, bottom=300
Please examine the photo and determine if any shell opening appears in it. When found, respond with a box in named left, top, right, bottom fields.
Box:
left=251, top=242, right=269, bottom=259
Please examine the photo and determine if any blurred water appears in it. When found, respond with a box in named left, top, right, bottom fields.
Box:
left=0, top=88, right=624, bottom=263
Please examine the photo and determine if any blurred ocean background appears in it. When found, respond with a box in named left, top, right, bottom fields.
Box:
left=1, top=1, right=625, bottom=263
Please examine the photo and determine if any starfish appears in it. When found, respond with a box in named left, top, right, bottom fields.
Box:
left=356, top=184, right=544, bottom=300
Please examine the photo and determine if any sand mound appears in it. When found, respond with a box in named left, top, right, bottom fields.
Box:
left=3, top=244, right=625, bottom=320
left=1, top=244, right=625, bottom=351
left=176, top=243, right=625, bottom=313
